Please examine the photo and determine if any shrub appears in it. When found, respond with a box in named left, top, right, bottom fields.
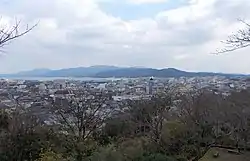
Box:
left=36, top=149, right=69, bottom=161
left=136, top=153, right=176, bottom=161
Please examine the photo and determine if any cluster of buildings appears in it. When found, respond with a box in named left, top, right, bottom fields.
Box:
left=0, top=76, right=249, bottom=123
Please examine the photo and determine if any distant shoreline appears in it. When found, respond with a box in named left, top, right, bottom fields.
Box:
left=0, top=77, right=123, bottom=81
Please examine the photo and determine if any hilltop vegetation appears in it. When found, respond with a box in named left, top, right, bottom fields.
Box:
left=1, top=88, right=250, bottom=161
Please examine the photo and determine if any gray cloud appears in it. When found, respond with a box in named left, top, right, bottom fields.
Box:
left=0, top=0, right=250, bottom=73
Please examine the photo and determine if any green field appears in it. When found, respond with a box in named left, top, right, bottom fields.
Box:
left=199, top=148, right=250, bottom=161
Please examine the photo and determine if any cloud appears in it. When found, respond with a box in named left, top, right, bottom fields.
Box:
left=0, top=0, right=250, bottom=73
left=127, top=0, right=169, bottom=5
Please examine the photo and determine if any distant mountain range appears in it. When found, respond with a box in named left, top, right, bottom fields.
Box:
left=0, top=65, right=247, bottom=78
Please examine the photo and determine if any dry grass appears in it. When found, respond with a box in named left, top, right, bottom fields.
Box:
left=199, top=148, right=250, bottom=161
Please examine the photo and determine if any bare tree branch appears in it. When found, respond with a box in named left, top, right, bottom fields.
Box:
left=52, top=92, right=115, bottom=141
left=214, top=19, right=250, bottom=54
left=0, top=18, right=38, bottom=51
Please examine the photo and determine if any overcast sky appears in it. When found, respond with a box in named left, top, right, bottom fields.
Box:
left=0, top=0, right=250, bottom=74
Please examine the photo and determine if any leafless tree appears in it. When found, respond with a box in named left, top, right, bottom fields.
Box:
left=178, top=89, right=225, bottom=157
left=215, top=19, right=250, bottom=54
left=50, top=92, right=117, bottom=160
left=52, top=92, right=115, bottom=142
left=126, top=94, right=173, bottom=144
left=225, top=90, right=250, bottom=152
left=178, top=88, right=250, bottom=154
left=0, top=109, right=45, bottom=161
left=0, top=18, right=37, bottom=52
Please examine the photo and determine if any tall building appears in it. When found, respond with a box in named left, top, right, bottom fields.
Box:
left=148, top=77, right=154, bottom=95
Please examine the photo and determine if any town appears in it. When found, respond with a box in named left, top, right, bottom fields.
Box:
left=0, top=76, right=249, bottom=123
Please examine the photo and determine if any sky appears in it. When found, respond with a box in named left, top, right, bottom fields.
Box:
left=0, top=0, right=250, bottom=74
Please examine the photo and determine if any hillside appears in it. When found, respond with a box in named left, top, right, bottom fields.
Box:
left=0, top=66, right=246, bottom=78
left=94, top=67, right=244, bottom=78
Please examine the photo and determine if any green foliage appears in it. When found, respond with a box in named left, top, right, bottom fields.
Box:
left=104, top=117, right=134, bottom=138
left=174, top=155, right=188, bottom=161
left=60, top=138, right=99, bottom=160
left=36, top=149, right=70, bottom=161
left=180, top=145, right=199, bottom=159
left=0, top=133, right=44, bottom=161
left=119, top=138, right=145, bottom=160
left=0, top=110, right=9, bottom=130
left=161, top=121, right=191, bottom=156
left=161, top=121, right=189, bottom=142
left=136, top=154, right=176, bottom=161
left=89, top=145, right=124, bottom=161
left=0, top=127, right=58, bottom=161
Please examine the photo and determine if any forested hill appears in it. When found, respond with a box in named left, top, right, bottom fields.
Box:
left=1, top=66, right=246, bottom=78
